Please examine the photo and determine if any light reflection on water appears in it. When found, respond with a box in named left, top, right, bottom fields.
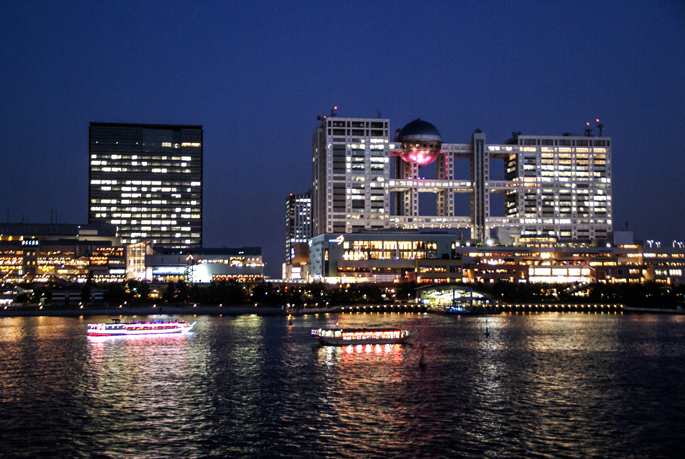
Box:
left=0, top=313, right=684, bottom=458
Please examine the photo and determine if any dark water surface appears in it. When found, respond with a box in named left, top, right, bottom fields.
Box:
left=1, top=312, right=684, bottom=458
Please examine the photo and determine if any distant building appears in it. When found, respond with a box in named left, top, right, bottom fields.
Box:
left=311, top=115, right=612, bottom=243
left=284, top=192, right=312, bottom=280
left=312, top=116, right=391, bottom=235
left=88, top=122, right=203, bottom=249
left=0, top=223, right=124, bottom=281
left=309, top=231, right=455, bottom=282
left=285, top=192, right=312, bottom=263
left=126, top=243, right=264, bottom=283
left=307, top=230, right=685, bottom=285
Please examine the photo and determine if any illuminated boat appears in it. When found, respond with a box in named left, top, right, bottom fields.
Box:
left=87, top=319, right=196, bottom=337
left=311, top=328, right=418, bottom=346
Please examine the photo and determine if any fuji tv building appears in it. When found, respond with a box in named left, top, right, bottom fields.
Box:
left=309, top=114, right=616, bottom=282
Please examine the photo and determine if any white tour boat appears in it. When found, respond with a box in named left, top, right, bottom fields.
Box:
left=87, top=319, right=196, bottom=337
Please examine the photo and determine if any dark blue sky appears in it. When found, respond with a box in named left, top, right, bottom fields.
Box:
left=2, top=1, right=684, bottom=278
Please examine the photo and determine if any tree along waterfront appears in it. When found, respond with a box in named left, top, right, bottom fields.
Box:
left=7, top=279, right=684, bottom=311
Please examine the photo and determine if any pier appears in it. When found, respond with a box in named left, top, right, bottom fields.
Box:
left=289, top=303, right=429, bottom=315
left=292, top=303, right=626, bottom=315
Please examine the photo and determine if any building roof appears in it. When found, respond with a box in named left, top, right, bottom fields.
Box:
left=397, top=119, right=442, bottom=142
left=89, top=122, right=202, bottom=130
left=0, top=223, right=117, bottom=237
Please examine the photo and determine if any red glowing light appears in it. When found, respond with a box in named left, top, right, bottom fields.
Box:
left=596, top=119, right=600, bottom=122
left=586, top=122, right=590, bottom=126
left=399, top=150, right=441, bottom=166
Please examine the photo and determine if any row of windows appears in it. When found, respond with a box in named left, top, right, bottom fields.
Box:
left=328, top=120, right=387, bottom=128
left=91, top=180, right=200, bottom=186
left=91, top=167, right=198, bottom=174
left=519, top=138, right=609, bottom=147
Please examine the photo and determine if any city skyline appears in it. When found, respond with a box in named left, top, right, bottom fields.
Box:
left=2, top=1, right=684, bottom=278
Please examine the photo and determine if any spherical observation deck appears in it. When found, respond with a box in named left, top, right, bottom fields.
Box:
left=397, top=119, right=443, bottom=165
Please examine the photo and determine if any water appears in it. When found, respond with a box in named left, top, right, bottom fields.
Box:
left=1, top=312, right=684, bottom=458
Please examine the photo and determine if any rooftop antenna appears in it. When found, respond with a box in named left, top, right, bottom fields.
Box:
left=377, top=108, right=382, bottom=118
left=596, top=119, right=605, bottom=136
left=330, top=106, right=338, bottom=117
left=585, top=122, right=593, bottom=136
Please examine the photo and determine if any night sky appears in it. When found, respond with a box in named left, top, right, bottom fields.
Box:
left=2, top=1, right=684, bottom=278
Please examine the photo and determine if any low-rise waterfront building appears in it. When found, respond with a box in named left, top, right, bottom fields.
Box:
left=0, top=223, right=124, bottom=282
left=309, top=231, right=455, bottom=283
left=126, top=244, right=264, bottom=283
left=307, top=230, right=685, bottom=285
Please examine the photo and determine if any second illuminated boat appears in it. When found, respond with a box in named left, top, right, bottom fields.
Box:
left=311, top=328, right=418, bottom=346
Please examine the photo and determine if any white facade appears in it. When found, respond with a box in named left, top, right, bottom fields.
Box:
left=312, top=117, right=391, bottom=235
left=313, top=118, right=612, bottom=243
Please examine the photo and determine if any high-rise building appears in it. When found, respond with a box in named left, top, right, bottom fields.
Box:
left=285, top=192, right=312, bottom=263
left=312, top=116, right=612, bottom=242
left=312, top=116, right=391, bottom=235
left=88, top=123, right=203, bottom=248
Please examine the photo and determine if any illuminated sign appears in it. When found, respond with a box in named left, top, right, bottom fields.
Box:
left=328, top=235, right=345, bottom=245
left=21, top=240, right=39, bottom=246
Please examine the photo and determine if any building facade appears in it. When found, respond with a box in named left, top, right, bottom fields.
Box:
left=0, top=223, right=124, bottom=282
left=88, top=122, right=203, bottom=248
left=389, top=129, right=612, bottom=241
left=309, top=232, right=455, bottom=282
left=311, top=116, right=611, bottom=243
left=312, top=116, right=391, bottom=236
left=126, top=244, right=264, bottom=283
left=307, top=230, right=684, bottom=285
left=285, top=192, right=312, bottom=263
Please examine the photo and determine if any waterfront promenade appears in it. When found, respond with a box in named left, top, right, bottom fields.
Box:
left=2, top=303, right=682, bottom=318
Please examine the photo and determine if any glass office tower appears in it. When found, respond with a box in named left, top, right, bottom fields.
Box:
left=88, top=123, right=203, bottom=248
